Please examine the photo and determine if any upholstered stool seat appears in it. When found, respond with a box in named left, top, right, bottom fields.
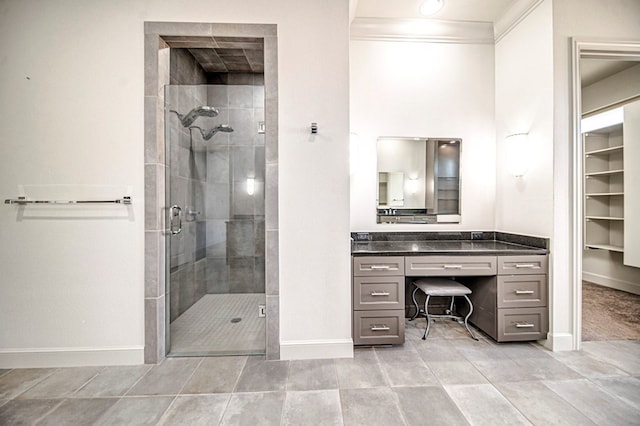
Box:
left=410, top=277, right=478, bottom=341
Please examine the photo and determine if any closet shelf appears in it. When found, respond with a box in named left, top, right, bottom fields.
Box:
left=585, top=216, right=624, bottom=221
left=585, top=145, right=623, bottom=156
left=585, top=244, right=624, bottom=252
left=585, top=169, right=624, bottom=177
left=585, top=192, right=624, bottom=197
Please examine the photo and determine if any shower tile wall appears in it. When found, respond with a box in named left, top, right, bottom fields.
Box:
left=205, top=75, right=265, bottom=296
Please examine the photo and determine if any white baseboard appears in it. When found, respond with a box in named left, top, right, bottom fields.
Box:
left=279, top=339, right=354, bottom=360
left=0, top=346, right=144, bottom=368
left=545, top=332, right=575, bottom=351
left=582, top=272, right=640, bottom=295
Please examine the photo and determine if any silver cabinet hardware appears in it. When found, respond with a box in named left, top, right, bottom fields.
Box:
left=370, top=265, right=391, bottom=270
left=169, top=205, right=182, bottom=235
left=370, top=291, right=390, bottom=296
left=515, top=322, right=535, bottom=328
left=515, top=264, right=536, bottom=268
left=515, top=290, right=535, bottom=295
left=370, top=325, right=390, bottom=331
left=443, top=264, right=463, bottom=269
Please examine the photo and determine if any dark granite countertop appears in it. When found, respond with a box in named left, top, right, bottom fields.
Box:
left=351, top=240, right=548, bottom=256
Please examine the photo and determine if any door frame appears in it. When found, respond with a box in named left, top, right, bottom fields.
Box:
left=144, top=22, right=279, bottom=363
left=570, top=38, right=640, bottom=349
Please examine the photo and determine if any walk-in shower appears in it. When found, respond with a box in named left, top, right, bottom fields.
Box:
left=165, top=83, right=265, bottom=357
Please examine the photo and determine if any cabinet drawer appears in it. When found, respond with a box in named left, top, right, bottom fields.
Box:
left=353, top=276, right=404, bottom=310
left=498, top=255, right=548, bottom=275
left=353, top=310, right=405, bottom=345
left=353, top=256, right=404, bottom=276
left=405, top=256, right=496, bottom=276
left=497, top=275, right=547, bottom=308
left=497, top=307, right=548, bottom=342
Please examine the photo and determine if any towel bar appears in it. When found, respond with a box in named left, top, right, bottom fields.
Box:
left=4, top=196, right=132, bottom=205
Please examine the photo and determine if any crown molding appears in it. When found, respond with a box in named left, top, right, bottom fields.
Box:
left=494, top=0, right=544, bottom=43
left=350, top=17, right=494, bottom=44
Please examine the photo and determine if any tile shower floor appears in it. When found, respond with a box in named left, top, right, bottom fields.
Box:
left=1, top=319, right=639, bottom=425
left=169, top=293, right=266, bottom=356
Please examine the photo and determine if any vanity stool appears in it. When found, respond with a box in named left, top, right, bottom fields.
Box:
left=410, top=277, right=478, bottom=341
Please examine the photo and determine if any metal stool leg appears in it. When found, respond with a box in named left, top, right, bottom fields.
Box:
left=463, top=295, right=478, bottom=341
left=410, top=286, right=420, bottom=321
left=422, top=295, right=432, bottom=340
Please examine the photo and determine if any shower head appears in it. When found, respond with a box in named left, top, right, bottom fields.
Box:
left=189, top=124, right=234, bottom=141
left=170, top=105, right=219, bottom=127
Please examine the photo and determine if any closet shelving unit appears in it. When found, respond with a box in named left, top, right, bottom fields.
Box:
left=583, top=119, right=624, bottom=253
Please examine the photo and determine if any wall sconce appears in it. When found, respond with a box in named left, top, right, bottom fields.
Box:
left=505, top=133, right=529, bottom=177
left=407, top=178, right=419, bottom=194
left=420, top=0, right=444, bottom=16
left=246, top=177, right=255, bottom=195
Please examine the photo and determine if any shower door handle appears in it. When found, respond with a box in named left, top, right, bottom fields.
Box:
left=169, top=205, right=182, bottom=235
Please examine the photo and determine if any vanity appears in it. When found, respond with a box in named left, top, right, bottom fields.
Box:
left=351, top=232, right=549, bottom=345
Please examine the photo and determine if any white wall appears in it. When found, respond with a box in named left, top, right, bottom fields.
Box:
left=0, top=0, right=351, bottom=367
left=494, top=0, right=554, bottom=239
left=350, top=40, right=496, bottom=231
left=551, top=0, right=640, bottom=349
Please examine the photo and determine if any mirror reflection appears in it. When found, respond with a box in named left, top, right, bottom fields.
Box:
left=377, top=137, right=461, bottom=224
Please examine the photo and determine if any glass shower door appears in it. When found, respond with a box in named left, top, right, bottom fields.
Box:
left=165, top=84, right=266, bottom=356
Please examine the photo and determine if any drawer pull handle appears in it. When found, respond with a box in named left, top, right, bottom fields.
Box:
left=515, top=264, right=536, bottom=268
left=443, top=264, right=463, bottom=269
left=515, top=322, right=535, bottom=328
left=515, top=290, right=535, bottom=295
left=369, top=265, right=391, bottom=270
left=370, top=291, right=390, bottom=296
left=370, top=325, right=390, bottom=331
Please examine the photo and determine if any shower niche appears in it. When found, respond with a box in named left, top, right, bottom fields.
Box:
left=164, top=74, right=266, bottom=356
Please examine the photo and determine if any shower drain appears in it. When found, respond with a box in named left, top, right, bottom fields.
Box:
left=230, top=317, right=242, bottom=323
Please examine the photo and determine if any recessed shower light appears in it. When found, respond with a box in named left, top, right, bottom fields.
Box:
left=420, top=0, right=444, bottom=16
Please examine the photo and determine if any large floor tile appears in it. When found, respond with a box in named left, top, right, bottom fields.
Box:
left=496, top=381, right=595, bottom=425
left=127, top=358, right=201, bottom=396
left=0, top=368, right=55, bottom=399
left=74, top=365, right=152, bottom=397
left=282, top=390, right=343, bottom=426
left=158, top=394, right=230, bottom=425
left=94, top=396, right=174, bottom=425
left=335, top=354, right=388, bottom=389
left=38, top=398, right=118, bottom=425
left=590, top=376, right=640, bottom=410
left=427, top=361, right=488, bottom=385
left=393, top=386, right=469, bottom=426
left=444, top=384, right=530, bottom=425
left=581, top=340, right=640, bottom=375
left=544, top=378, right=640, bottom=425
left=220, top=391, right=285, bottom=425
left=548, top=350, right=630, bottom=378
left=412, top=339, right=462, bottom=362
left=181, top=356, right=246, bottom=394
left=16, top=367, right=102, bottom=399
left=287, top=359, right=338, bottom=391
left=0, top=399, right=62, bottom=424
left=340, top=388, right=405, bottom=426
left=512, top=356, right=584, bottom=381
left=233, top=357, right=289, bottom=392
left=381, top=360, right=439, bottom=387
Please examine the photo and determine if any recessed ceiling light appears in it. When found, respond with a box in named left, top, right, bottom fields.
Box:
left=419, top=0, right=444, bottom=16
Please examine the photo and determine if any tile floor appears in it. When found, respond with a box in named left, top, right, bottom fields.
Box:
left=1, top=320, right=639, bottom=425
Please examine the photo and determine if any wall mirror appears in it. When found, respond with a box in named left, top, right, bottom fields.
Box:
left=376, top=137, right=461, bottom=224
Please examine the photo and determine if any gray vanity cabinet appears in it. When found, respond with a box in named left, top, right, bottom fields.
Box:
left=468, top=255, right=549, bottom=342
left=352, top=257, right=405, bottom=345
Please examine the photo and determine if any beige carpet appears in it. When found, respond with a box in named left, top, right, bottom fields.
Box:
left=582, top=281, right=640, bottom=341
